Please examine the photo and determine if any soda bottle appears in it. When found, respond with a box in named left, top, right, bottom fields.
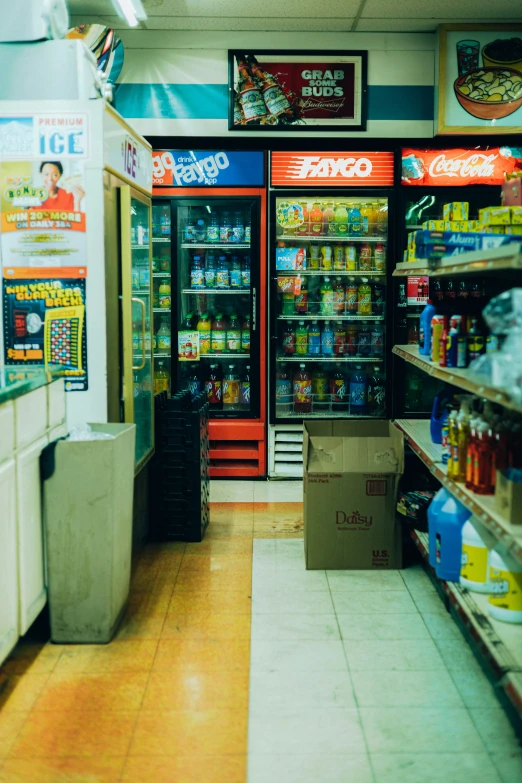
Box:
left=295, top=277, right=308, bottom=314
left=350, top=365, right=367, bottom=415
left=323, top=202, right=336, bottom=236
left=373, top=281, right=385, bottom=316
left=154, top=360, right=170, bottom=396
left=211, top=313, right=227, bottom=353
left=190, top=255, right=205, bottom=289
left=358, top=242, right=372, bottom=271
left=360, top=203, right=372, bottom=236
left=408, top=317, right=420, bottom=345
left=321, top=320, right=334, bottom=356
left=282, top=288, right=296, bottom=316
left=282, top=321, right=296, bottom=355
left=376, top=202, right=388, bottom=236
left=223, top=364, right=241, bottom=410
left=309, top=245, right=321, bottom=270
left=232, top=212, right=245, bottom=243
left=334, top=322, right=346, bottom=356
left=230, top=255, right=242, bottom=288
left=159, top=278, right=171, bottom=308
left=367, top=366, right=385, bottom=417
left=309, top=202, right=324, bottom=236
left=333, top=245, right=345, bottom=271
left=446, top=316, right=467, bottom=369
left=244, top=218, right=251, bottom=243
left=297, top=202, right=309, bottom=236
left=293, top=364, right=312, bottom=413
left=312, top=369, right=329, bottom=411
left=445, top=278, right=456, bottom=303
left=276, top=363, right=292, bottom=415
left=358, top=325, right=371, bottom=357
left=207, top=212, right=220, bottom=243
left=370, top=325, right=384, bottom=357
left=321, top=244, right=333, bottom=271
left=346, top=278, right=358, bottom=314
left=439, top=317, right=449, bottom=367
left=156, top=315, right=171, bottom=355
left=331, top=365, right=348, bottom=412
left=187, top=364, right=201, bottom=398
left=184, top=210, right=196, bottom=243
left=345, top=242, right=357, bottom=271
left=205, top=364, right=223, bottom=411
left=374, top=242, right=386, bottom=272
left=308, top=320, right=321, bottom=356
left=195, top=214, right=206, bottom=242
left=333, top=277, right=345, bottom=315
left=205, top=252, right=216, bottom=288
left=241, top=255, right=250, bottom=288
left=432, top=279, right=444, bottom=306
left=241, top=314, right=251, bottom=353
left=226, top=313, right=241, bottom=353
left=308, top=279, right=321, bottom=314
left=357, top=279, right=372, bottom=316
left=220, top=211, right=232, bottom=243
left=197, top=312, right=211, bottom=355
left=216, top=255, right=229, bottom=289
left=334, top=203, right=349, bottom=236
left=296, top=320, right=308, bottom=356
left=398, top=283, right=408, bottom=308
left=320, top=276, right=334, bottom=316
left=348, top=204, right=362, bottom=237
left=346, top=323, right=358, bottom=356
left=240, top=365, right=251, bottom=411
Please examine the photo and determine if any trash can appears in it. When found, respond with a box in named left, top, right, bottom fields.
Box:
left=41, top=423, right=136, bottom=643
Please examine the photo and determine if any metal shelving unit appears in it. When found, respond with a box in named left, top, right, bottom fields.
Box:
left=181, top=289, right=249, bottom=295
left=276, top=355, right=383, bottom=363
left=393, top=243, right=522, bottom=278
left=152, top=237, right=171, bottom=243
left=278, top=235, right=386, bottom=243
left=180, top=243, right=250, bottom=250
left=279, top=314, right=385, bottom=322
left=275, top=270, right=385, bottom=277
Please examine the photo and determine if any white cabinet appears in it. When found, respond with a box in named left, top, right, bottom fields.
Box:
left=16, top=436, right=48, bottom=635
left=0, top=459, right=19, bottom=663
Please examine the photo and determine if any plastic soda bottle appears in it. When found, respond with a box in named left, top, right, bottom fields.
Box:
left=360, top=203, right=372, bottom=236
left=241, top=315, right=251, bottom=353
left=308, top=320, right=321, bottom=355
left=197, top=312, right=211, bottom=354
left=216, top=255, right=229, bottom=289
left=350, top=365, right=367, bottom=415
left=309, top=202, right=324, bottom=236
left=190, top=255, right=205, bottom=289
left=346, top=323, right=358, bottom=356
left=334, top=322, right=346, bottom=356
left=312, top=369, right=329, bottom=410
left=348, top=204, right=362, bottom=236
left=240, top=365, right=250, bottom=410
left=374, top=242, right=386, bottom=272
left=321, top=244, right=333, bottom=271
left=309, top=245, right=321, bottom=270
left=346, top=278, right=358, bottom=314
left=241, top=255, right=250, bottom=288
left=220, top=211, right=232, bottom=243
left=230, top=255, right=242, bottom=288
left=358, top=242, right=372, bottom=271
left=357, top=279, right=372, bottom=316
left=333, top=277, right=345, bottom=315
left=293, top=364, right=312, bottom=413
left=334, top=203, right=349, bottom=236
left=322, top=321, right=334, bottom=356
left=323, top=202, right=336, bottom=236
left=186, top=364, right=201, bottom=397
left=154, top=360, right=170, bottom=396
left=333, top=245, right=345, bottom=271
left=296, top=320, right=308, bottom=355
left=282, top=321, right=296, bottom=355
left=367, top=366, right=385, bottom=416
left=207, top=212, right=220, bottom=243
left=370, top=325, right=384, bottom=357
left=205, top=364, right=223, bottom=410
left=205, top=252, right=216, bottom=288
left=331, top=365, right=348, bottom=411
left=320, top=276, right=334, bottom=315
left=223, top=365, right=241, bottom=410
left=276, top=364, right=292, bottom=414
left=232, top=212, right=245, bottom=243
left=211, top=313, right=227, bottom=353
left=226, top=314, right=241, bottom=353
left=295, top=277, right=308, bottom=314
left=345, top=243, right=357, bottom=271
left=297, top=202, right=310, bottom=236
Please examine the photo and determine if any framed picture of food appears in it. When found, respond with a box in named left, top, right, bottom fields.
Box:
left=436, top=24, right=522, bottom=134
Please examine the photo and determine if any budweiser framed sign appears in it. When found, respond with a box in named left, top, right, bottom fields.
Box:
left=228, top=50, right=367, bottom=131
left=402, top=147, right=522, bottom=186
left=271, top=152, right=395, bottom=187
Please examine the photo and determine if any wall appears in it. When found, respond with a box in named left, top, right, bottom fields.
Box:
left=114, top=31, right=436, bottom=139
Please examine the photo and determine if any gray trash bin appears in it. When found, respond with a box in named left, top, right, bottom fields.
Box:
left=42, top=423, right=136, bottom=643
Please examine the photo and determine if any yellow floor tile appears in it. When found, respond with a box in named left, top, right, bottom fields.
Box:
left=168, top=590, right=251, bottom=616
left=33, top=671, right=149, bottom=712
left=209, top=502, right=254, bottom=523
left=253, top=502, right=303, bottom=532
left=121, top=754, right=246, bottom=783
left=253, top=529, right=304, bottom=539
left=142, top=670, right=249, bottom=712
left=174, top=569, right=252, bottom=593
left=53, top=641, right=158, bottom=675
left=184, top=537, right=253, bottom=555
left=161, top=611, right=251, bottom=641
left=0, top=712, right=29, bottom=759
left=128, top=709, right=247, bottom=757
left=0, top=756, right=125, bottom=783
left=0, top=673, right=49, bottom=713
left=10, top=710, right=138, bottom=758
left=127, top=583, right=174, bottom=616
left=152, top=639, right=250, bottom=673
left=178, top=553, right=252, bottom=573
left=114, top=613, right=166, bottom=641
left=1, top=644, right=63, bottom=676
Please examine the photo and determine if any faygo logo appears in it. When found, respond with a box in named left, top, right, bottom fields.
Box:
left=153, top=151, right=230, bottom=186
left=288, top=155, right=373, bottom=179
left=336, top=510, right=373, bottom=528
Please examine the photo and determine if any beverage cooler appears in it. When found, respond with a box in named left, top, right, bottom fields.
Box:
left=152, top=150, right=266, bottom=477
left=269, top=151, right=396, bottom=428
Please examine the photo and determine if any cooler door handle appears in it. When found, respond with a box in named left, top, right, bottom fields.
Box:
left=132, top=297, right=146, bottom=371
left=252, top=287, right=257, bottom=331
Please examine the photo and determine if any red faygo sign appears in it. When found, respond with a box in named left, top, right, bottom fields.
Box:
left=271, top=151, right=395, bottom=187
left=402, top=147, right=522, bottom=187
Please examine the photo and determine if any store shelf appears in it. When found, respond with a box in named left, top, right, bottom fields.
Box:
left=393, top=243, right=522, bottom=278
left=393, top=344, right=522, bottom=414
left=275, top=270, right=385, bottom=277
left=181, top=243, right=250, bottom=250
left=181, top=289, right=249, bottom=295
left=203, top=353, right=250, bottom=359
left=394, top=418, right=522, bottom=564
left=284, top=411, right=375, bottom=419
left=278, top=236, right=386, bottom=243
left=410, top=528, right=522, bottom=722
left=133, top=289, right=150, bottom=295
left=278, top=314, right=385, bottom=321
left=153, top=272, right=171, bottom=278
left=405, top=224, right=423, bottom=230
left=132, top=244, right=150, bottom=250
left=153, top=308, right=171, bottom=313
left=276, top=355, right=383, bottom=363
left=153, top=353, right=171, bottom=358
left=152, top=237, right=171, bottom=243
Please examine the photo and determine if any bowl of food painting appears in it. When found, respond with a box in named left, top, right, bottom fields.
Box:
left=454, top=66, right=522, bottom=120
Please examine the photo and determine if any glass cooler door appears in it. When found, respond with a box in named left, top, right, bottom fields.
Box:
left=273, top=195, right=388, bottom=420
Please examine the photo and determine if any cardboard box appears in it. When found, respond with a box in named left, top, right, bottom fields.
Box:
left=495, top=469, right=522, bottom=525
left=502, top=178, right=522, bottom=207
left=511, top=206, right=522, bottom=224
left=427, top=220, right=445, bottom=231
left=479, top=206, right=511, bottom=225
left=444, top=202, right=469, bottom=220
left=303, top=420, right=404, bottom=570
left=505, top=225, right=522, bottom=235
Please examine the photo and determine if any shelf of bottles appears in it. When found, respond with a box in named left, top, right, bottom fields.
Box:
left=178, top=201, right=253, bottom=415
left=151, top=202, right=172, bottom=397
left=274, top=197, right=388, bottom=419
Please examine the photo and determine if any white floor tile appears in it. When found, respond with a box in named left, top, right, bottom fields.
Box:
left=400, top=565, right=438, bottom=596
left=411, top=592, right=449, bottom=616
left=331, top=590, right=418, bottom=615
left=360, top=707, right=486, bottom=754
left=252, top=589, right=334, bottom=615
left=433, top=638, right=483, bottom=673
left=421, top=612, right=464, bottom=641
left=251, top=613, right=340, bottom=641
left=337, top=613, right=430, bottom=641
left=248, top=706, right=366, bottom=755
left=249, top=669, right=356, bottom=710
left=371, top=753, right=501, bottom=783
left=469, top=707, right=522, bottom=753
left=254, top=480, right=303, bottom=503
left=252, top=569, right=329, bottom=593
left=248, top=753, right=373, bottom=783
left=250, top=639, right=347, bottom=672
left=344, top=639, right=445, bottom=671
left=326, top=570, right=407, bottom=592
left=351, top=669, right=463, bottom=708
left=210, top=479, right=254, bottom=502
left=449, top=670, right=502, bottom=709
left=491, top=751, right=522, bottom=783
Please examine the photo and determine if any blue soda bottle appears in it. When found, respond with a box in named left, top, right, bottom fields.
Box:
left=207, top=213, right=219, bottom=243
left=233, top=212, right=245, bottom=243
left=350, top=365, right=367, bottom=414
left=230, top=255, right=241, bottom=288
left=190, top=255, right=205, bottom=289
left=348, top=205, right=362, bottom=237
left=216, top=255, right=229, bottom=289
left=309, top=320, right=321, bottom=355
left=241, top=255, right=250, bottom=288
left=220, top=211, right=232, bottom=243
left=321, top=321, right=334, bottom=356
left=205, top=252, right=216, bottom=289
left=195, top=215, right=206, bottom=242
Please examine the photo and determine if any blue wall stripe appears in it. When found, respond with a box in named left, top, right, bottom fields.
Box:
left=115, top=83, right=434, bottom=122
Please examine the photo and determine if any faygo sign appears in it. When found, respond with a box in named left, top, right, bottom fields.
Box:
left=271, top=151, right=395, bottom=186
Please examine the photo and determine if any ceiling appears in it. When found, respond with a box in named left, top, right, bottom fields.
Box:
left=68, top=0, right=522, bottom=32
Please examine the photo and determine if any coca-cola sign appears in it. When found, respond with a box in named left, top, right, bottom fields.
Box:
left=271, top=152, right=394, bottom=187
left=402, top=147, right=522, bottom=186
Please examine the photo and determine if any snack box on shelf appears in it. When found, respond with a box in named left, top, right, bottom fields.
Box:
left=276, top=246, right=307, bottom=271
left=414, top=229, right=520, bottom=259
left=479, top=206, right=511, bottom=226
left=443, top=202, right=469, bottom=221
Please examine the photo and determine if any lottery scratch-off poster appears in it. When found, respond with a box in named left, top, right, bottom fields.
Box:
left=2, top=266, right=88, bottom=392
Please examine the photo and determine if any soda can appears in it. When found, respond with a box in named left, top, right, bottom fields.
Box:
left=358, top=327, right=371, bottom=357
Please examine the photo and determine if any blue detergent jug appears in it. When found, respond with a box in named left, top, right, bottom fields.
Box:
left=428, top=488, right=450, bottom=569
left=430, top=387, right=457, bottom=445
left=435, top=495, right=471, bottom=582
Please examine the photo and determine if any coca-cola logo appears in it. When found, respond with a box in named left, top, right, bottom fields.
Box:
left=428, top=152, right=498, bottom=180
left=336, top=510, right=373, bottom=527
left=153, top=151, right=230, bottom=185
left=290, top=156, right=373, bottom=180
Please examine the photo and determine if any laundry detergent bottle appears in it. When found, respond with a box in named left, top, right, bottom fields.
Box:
left=428, top=487, right=450, bottom=570
left=435, top=495, right=471, bottom=582
left=460, top=517, right=492, bottom=593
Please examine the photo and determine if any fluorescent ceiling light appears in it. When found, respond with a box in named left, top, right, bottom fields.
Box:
left=111, top=0, right=147, bottom=27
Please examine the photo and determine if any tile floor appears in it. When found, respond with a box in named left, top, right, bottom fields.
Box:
left=0, top=480, right=520, bottom=782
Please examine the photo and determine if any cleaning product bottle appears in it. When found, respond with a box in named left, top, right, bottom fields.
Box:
left=419, top=299, right=436, bottom=356
left=460, top=517, right=491, bottom=593
left=466, top=410, right=480, bottom=491
left=430, top=387, right=456, bottom=445
left=447, top=409, right=459, bottom=479
left=454, top=396, right=472, bottom=483
left=488, top=548, right=522, bottom=624
left=435, top=495, right=471, bottom=582
left=428, top=487, right=450, bottom=570
left=473, top=416, right=496, bottom=495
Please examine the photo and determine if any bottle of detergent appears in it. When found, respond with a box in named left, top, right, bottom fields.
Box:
left=435, top=495, right=471, bottom=582
left=488, top=548, right=522, bottom=624
left=460, top=517, right=491, bottom=593
left=430, top=387, right=456, bottom=445
left=428, top=487, right=450, bottom=569
left=419, top=299, right=436, bottom=356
